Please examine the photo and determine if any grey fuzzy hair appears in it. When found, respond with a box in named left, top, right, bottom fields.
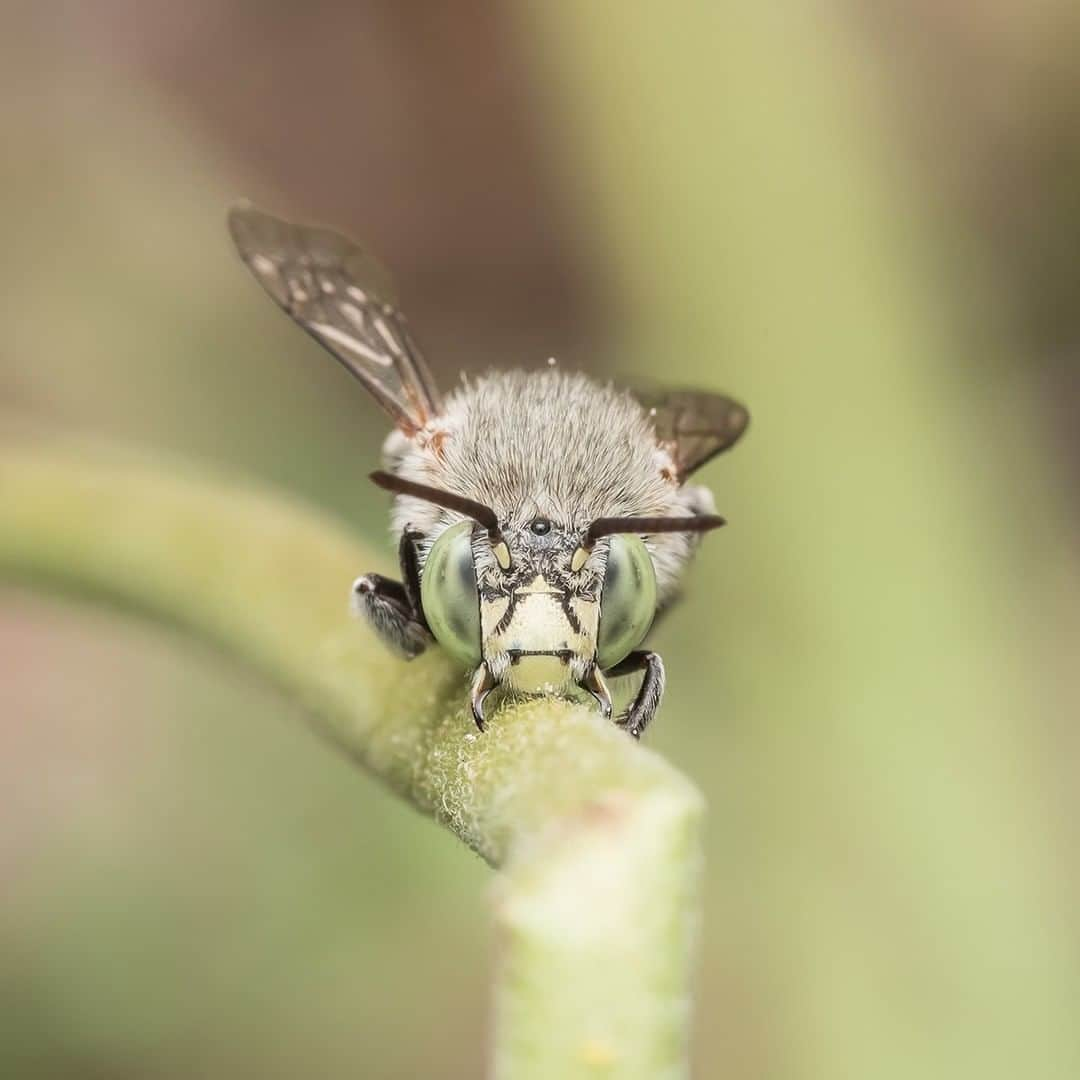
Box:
left=381, top=369, right=716, bottom=605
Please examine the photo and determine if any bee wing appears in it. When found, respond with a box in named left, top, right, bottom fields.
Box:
left=228, top=204, right=442, bottom=434
left=636, top=389, right=750, bottom=479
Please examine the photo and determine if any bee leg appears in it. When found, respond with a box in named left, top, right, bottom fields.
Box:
left=607, top=651, right=666, bottom=738
left=469, top=662, right=498, bottom=732
left=398, top=528, right=430, bottom=632
left=351, top=573, right=432, bottom=659
left=579, top=665, right=613, bottom=721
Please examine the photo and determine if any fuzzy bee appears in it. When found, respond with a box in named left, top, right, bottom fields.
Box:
left=228, top=206, right=748, bottom=736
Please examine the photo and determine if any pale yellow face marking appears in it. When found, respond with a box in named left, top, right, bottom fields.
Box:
left=492, top=541, right=512, bottom=571
left=517, top=574, right=558, bottom=595
left=480, top=572, right=601, bottom=693
left=506, top=654, right=571, bottom=693
left=483, top=594, right=510, bottom=630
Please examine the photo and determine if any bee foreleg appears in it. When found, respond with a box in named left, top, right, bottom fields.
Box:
left=398, top=528, right=429, bottom=631
left=607, top=651, right=666, bottom=738
left=469, top=662, right=498, bottom=732
left=351, top=573, right=432, bottom=659
left=578, top=665, right=613, bottom=721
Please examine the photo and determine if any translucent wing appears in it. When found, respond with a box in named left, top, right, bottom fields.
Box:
left=228, top=204, right=442, bottom=434
left=636, top=389, right=750, bottom=479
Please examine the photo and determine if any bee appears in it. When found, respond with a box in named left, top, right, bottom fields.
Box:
left=228, top=206, right=748, bottom=737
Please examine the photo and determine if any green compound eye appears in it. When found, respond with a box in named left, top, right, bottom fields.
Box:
left=421, top=520, right=482, bottom=668
left=597, top=534, right=657, bottom=669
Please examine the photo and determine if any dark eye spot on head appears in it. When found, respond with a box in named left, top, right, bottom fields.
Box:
left=605, top=550, right=621, bottom=591
left=457, top=547, right=476, bottom=592
left=530, top=518, right=552, bottom=535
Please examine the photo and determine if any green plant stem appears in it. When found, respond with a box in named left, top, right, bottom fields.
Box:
left=0, top=443, right=704, bottom=1080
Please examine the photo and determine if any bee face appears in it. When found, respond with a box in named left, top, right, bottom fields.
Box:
left=473, top=519, right=607, bottom=693
left=416, top=512, right=661, bottom=697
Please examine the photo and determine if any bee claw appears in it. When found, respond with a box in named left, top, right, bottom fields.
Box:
left=580, top=667, right=613, bottom=721
left=469, top=663, right=497, bottom=732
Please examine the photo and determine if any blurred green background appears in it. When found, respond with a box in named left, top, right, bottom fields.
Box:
left=2, top=2, right=1079, bottom=1077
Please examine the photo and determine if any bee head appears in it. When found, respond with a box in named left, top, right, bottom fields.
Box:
left=370, top=471, right=723, bottom=725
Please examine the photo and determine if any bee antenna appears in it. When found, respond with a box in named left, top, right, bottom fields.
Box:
left=369, top=471, right=505, bottom=546
left=584, top=514, right=726, bottom=547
